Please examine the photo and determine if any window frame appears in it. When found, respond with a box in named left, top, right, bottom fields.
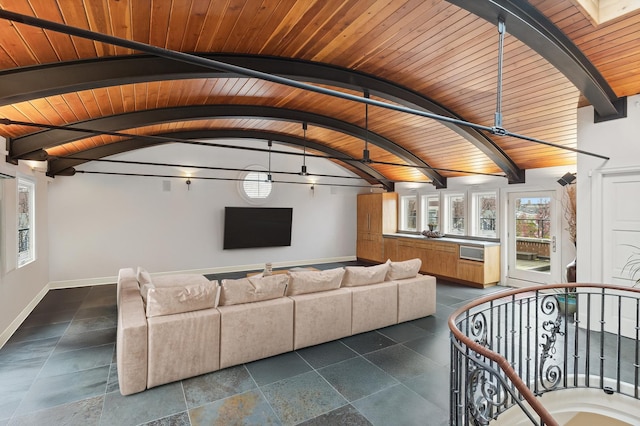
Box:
left=238, top=167, right=273, bottom=205
left=420, top=194, right=440, bottom=231
left=470, top=190, right=498, bottom=238
left=17, top=177, right=35, bottom=267
left=398, top=194, right=418, bottom=232
left=443, top=192, right=466, bottom=236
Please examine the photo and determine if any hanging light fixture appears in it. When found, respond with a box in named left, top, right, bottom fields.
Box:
left=362, top=89, right=371, bottom=163
left=300, top=122, right=308, bottom=176
left=267, top=140, right=272, bottom=182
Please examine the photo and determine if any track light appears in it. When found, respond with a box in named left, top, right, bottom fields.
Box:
left=300, top=122, right=308, bottom=176
left=557, top=172, right=576, bottom=186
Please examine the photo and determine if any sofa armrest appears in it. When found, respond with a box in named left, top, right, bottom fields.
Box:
left=147, top=308, right=220, bottom=389
left=396, top=274, right=436, bottom=322
left=117, top=267, right=138, bottom=310
left=117, top=292, right=148, bottom=395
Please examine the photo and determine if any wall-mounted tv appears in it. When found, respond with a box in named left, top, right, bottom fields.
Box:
left=223, top=207, right=293, bottom=249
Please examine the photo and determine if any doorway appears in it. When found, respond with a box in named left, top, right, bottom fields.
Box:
left=507, top=191, right=561, bottom=286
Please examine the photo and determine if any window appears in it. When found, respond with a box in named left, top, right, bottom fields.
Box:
left=471, top=191, right=497, bottom=238
left=421, top=194, right=440, bottom=231
left=18, top=178, right=35, bottom=267
left=444, top=193, right=465, bottom=235
left=399, top=195, right=417, bottom=231
left=239, top=169, right=272, bottom=204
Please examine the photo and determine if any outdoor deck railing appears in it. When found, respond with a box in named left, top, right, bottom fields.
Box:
left=449, top=284, right=640, bottom=426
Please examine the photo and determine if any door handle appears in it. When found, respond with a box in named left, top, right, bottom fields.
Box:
left=552, top=236, right=556, bottom=253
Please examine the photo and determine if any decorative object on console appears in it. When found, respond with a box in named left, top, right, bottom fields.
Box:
left=421, top=229, right=443, bottom=238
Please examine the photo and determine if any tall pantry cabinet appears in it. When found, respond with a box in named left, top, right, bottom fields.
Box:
left=356, top=192, right=397, bottom=263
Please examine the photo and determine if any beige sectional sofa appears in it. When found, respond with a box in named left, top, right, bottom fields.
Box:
left=116, top=259, right=436, bottom=395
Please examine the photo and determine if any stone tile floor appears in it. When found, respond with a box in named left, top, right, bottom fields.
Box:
left=0, top=264, right=504, bottom=425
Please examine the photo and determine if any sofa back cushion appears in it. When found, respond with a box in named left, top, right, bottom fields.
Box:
left=138, top=269, right=212, bottom=305
left=386, top=258, right=422, bottom=280
left=342, top=263, right=389, bottom=287
left=219, top=274, right=289, bottom=306
left=145, top=280, right=220, bottom=318
left=286, top=267, right=345, bottom=296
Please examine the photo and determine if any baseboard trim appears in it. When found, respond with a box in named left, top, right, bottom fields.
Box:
left=0, top=284, right=49, bottom=348
left=47, top=256, right=358, bottom=289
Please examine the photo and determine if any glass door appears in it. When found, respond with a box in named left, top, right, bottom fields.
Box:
left=507, top=191, right=561, bottom=286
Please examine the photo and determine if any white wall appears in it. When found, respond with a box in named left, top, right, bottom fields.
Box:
left=0, top=164, right=50, bottom=346
left=47, top=140, right=363, bottom=285
left=577, top=94, right=640, bottom=283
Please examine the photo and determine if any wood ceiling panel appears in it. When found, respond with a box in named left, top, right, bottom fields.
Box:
left=0, top=0, right=636, bottom=183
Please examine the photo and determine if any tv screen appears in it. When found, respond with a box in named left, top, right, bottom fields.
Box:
left=223, top=207, right=293, bottom=249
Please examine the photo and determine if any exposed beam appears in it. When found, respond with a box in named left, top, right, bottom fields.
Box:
left=0, top=54, right=523, bottom=183
left=47, top=129, right=395, bottom=190
left=448, top=0, right=619, bottom=118
left=11, top=105, right=445, bottom=187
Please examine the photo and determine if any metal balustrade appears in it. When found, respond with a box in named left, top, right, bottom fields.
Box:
left=449, top=284, right=640, bottom=426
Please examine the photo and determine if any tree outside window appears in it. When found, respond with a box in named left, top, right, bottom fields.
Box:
left=18, top=178, right=35, bottom=267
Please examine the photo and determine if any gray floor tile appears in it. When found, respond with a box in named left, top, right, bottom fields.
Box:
left=183, top=365, right=256, bottom=408
left=7, top=395, right=103, bottom=426
left=20, top=309, right=78, bottom=328
left=100, top=382, right=186, bottom=426
left=53, top=327, right=116, bottom=354
left=106, top=363, right=119, bottom=394
left=296, top=340, right=358, bottom=369
left=296, top=404, right=372, bottom=426
left=0, top=336, right=58, bottom=363
left=0, top=358, right=45, bottom=390
left=73, top=305, right=117, bottom=321
left=353, top=384, right=448, bottom=426
left=39, top=343, right=114, bottom=378
left=340, top=331, right=396, bottom=355
left=66, top=316, right=117, bottom=335
left=245, top=352, right=312, bottom=386
left=0, top=392, right=25, bottom=422
left=15, top=365, right=109, bottom=416
left=6, top=322, right=69, bottom=344
left=261, top=371, right=346, bottom=425
left=403, top=334, right=451, bottom=366
left=189, top=389, right=280, bottom=426
left=140, top=411, right=191, bottom=426
left=404, top=365, right=450, bottom=412
left=318, top=357, right=398, bottom=402
left=377, top=322, right=433, bottom=343
left=365, top=344, right=440, bottom=382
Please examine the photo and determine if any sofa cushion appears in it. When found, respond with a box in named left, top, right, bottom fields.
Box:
left=386, top=258, right=422, bottom=281
left=145, top=280, right=219, bottom=318
left=342, top=263, right=389, bottom=287
left=139, top=272, right=212, bottom=305
left=286, top=267, right=345, bottom=296
left=219, top=274, right=289, bottom=306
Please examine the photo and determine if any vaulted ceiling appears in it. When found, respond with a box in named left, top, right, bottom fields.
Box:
left=0, top=0, right=638, bottom=189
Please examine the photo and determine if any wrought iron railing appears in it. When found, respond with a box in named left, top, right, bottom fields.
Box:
left=449, top=284, right=640, bottom=426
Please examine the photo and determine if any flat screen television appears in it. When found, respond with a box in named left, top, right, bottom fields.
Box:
left=223, top=207, right=293, bottom=249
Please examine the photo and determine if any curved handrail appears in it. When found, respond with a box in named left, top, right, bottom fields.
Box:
left=448, top=283, right=640, bottom=426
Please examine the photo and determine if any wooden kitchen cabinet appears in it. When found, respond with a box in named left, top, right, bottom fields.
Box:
left=356, top=193, right=397, bottom=263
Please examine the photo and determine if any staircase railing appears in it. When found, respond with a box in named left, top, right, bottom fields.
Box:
left=449, top=283, right=640, bottom=425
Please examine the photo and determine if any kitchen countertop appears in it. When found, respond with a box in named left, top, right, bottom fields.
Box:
left=383, top=233, right=500, bottom=247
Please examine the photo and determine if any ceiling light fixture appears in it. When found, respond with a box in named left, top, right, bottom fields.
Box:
left=267, top=140, right=273, bottom=182
left=557, top=172, right=576, bottom=186
left=362, top=89, right=371, bottom=164
left=300, top=122, right=308, bottom=176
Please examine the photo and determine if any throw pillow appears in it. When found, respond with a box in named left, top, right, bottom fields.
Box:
left=286, top=267, right=345, bottom=296
left=219, top=274, right=289, bottom=306
left=386, top=258, right=422, bottom=280
left=342, top=263, right=389, bottom=287
left=145, top=280, right=219, bottom=318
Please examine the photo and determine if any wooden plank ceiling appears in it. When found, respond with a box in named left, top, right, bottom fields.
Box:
left=0, top=0, right=637, bottom=187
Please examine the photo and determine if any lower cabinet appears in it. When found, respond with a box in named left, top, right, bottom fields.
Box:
left=389, top=237, right=500, bottom=287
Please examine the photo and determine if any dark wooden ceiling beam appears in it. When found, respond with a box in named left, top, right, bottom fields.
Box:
left=11, top=105, right=446, bottom=187
left=448, top=0, right=620, bottom=119
left=0, top=54, right=522, bottom=183
left=47, top=129, right=395, bottom=190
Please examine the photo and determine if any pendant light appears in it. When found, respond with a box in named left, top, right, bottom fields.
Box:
left=362, top=89, right=371, bottom=163
left=267, top=140, right=272, bottom=182
left=300, top=122, right=308, bottom=176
